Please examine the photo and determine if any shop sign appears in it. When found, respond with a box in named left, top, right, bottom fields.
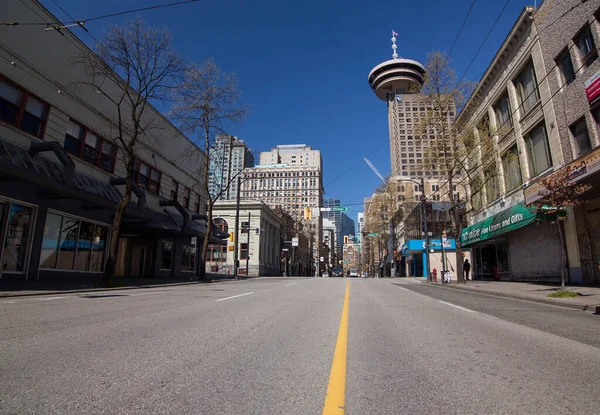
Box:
left=585, top=70, right=600, bottom=106
left=525, top=146, right=600, bottom=205
left=461, top=203, right=537, bottom=246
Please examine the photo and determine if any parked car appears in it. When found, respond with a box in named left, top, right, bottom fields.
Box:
left=330, top=267, right=344, bottom=277
left=360, top=271, right=368, bottom=278
left=349, top=269, right=359, bottom=277
left=322, top=271, right=329, bottom=277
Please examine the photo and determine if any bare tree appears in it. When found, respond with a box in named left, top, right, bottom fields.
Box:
left=413, top=51, right=487, bottom=284
left=74, top=18, right=183, bottom=285
left=530, top=168, right=590, bottom=290
left=171, top=59, right=248, bottom=279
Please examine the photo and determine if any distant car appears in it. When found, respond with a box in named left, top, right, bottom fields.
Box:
left=360, top=271, right=368, bottom=278
left=349, top=269, right=358, bottom=277
left=322, top=271, right=329, bottom=277
left=330, top=267, right=344, bottom=277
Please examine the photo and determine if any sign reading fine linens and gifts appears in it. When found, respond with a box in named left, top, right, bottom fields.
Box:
left=460, top=203, right=538, bottom=246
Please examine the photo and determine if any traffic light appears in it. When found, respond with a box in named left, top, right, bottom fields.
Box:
left=304, top=207, right=312, bottom=220
left=229, top=232, right=234, bottom=242
left=344, top=235, right=348, bottom=244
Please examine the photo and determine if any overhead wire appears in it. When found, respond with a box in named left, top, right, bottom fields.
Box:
left=2, top=0, right=203, bottom=26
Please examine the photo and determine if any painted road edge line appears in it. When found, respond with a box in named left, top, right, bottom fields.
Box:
left=215, top=292, right=254, bottom=302
left=439, top=300, right=475, bottom=313
left=322, top=280, right=350, bottom=415
left=38, top=296, right=65, bottom=301
left=285, top=282, right=297, bottom=286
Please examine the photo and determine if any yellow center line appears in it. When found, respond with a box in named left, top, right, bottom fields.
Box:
left=322, top=280, right=351, bottom=415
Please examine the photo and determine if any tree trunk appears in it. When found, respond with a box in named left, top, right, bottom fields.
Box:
left=102, top=164, right=133, bottom=286
left=557, top=219, right=566, bottom=290
left=200, top=204, right=213, bottom=280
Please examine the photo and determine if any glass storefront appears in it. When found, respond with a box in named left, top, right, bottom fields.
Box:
left=40, top=212, right=109, bottom=273
left=474, top=239, right=509, bottom=279
left=0, top=200, right=35, bottom=274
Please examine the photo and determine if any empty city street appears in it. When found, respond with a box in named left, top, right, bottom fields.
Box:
left=1, top=278, right=600, bottom=415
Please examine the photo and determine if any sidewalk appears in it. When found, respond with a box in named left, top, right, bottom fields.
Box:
left=409, top=277, right=600, bottom=311
left=0, top=273, right=246, bottom=298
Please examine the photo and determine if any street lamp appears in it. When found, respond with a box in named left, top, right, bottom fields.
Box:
left=395, top=177, right=431, bottom=282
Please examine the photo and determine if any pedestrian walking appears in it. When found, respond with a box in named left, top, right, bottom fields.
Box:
left=463, top=259, right=471, bottom=281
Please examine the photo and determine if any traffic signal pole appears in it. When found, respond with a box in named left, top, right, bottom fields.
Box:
left=421, top=177, right=431, bottom=281
left=233, top=176, right=241, bottom=279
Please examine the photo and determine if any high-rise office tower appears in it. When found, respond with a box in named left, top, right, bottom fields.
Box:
left=208, top=135, right=255, bottom=200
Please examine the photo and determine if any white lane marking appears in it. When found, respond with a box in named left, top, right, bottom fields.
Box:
left=215, top=292, right=254, bottom=302
left=0, top=300, right=16, bottom=304
left=285, top=282, right=297, bottom=286
left=395, top=286, right=410, bottom=291
left=130, top=292, right=159, bottom=296
left=38, top=296, right=64, bottom=301
left=439, top=300, right=476, bottom=313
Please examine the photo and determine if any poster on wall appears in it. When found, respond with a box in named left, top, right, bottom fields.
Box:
left=2, top=203, right=34, bottom=272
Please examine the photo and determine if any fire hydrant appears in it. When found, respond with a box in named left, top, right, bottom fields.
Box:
left=432, top=268, right=437, bottom=282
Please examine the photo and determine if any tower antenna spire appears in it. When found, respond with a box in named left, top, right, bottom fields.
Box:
left=391, top=30, right=399, bottom=59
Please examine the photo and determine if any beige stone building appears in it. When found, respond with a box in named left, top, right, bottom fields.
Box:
left=458, top=1, right=600, bottom=283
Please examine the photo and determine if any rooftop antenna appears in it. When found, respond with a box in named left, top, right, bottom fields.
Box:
left=391, top=30, right=399, bottom=59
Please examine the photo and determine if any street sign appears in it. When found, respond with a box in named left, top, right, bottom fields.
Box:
left=292, top=237, right=299, bottom=247
left=320, top=207, right=332, bottom=212
left=282, top=248, right=289, bottom=252
left=332, top=206, right=351, bottom=212
left=367, top=233, right=379, bottom=237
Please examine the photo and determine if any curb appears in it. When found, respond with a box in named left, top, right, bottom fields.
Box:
left=0, top=277, right=250, bottom=298
left=423, top=282, right=600, bottom=312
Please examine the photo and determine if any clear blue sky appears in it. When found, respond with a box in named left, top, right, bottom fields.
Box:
left=42, top=0, right=534, bottom=227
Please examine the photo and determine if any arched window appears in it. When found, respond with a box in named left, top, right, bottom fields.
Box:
left=213, top=217, right=229, bottom=233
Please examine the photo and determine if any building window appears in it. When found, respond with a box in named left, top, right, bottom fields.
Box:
left=502, top=146, right=522, bottom=191
left=64, top=120, right=116, bottom=172
left=514, top=60, right=540, bottom=115
left=160, top=241, right=173, bottom=270
left=209, top=245, right=227, bottom=262
left=432, top=185, right=439, bottom=192
left=170, top=179, right=179, bottom=201
left=134, top=161, right=161, bottom=195
left=182, top=187, right=190, bottom=208
left=1, top=202, right=35, bottom=273
left=493, top=92, right=512, bottom=129
left=484, top=165, right=500, bottom=202
left=570, top=117, right=592, bottom=155
left=574, top=25, right=598, bottom=67
left=593, top=106, right=600, bottom=139
left=240, top=242, right=249, bottom=259
left=181, top=245, right=195, bottom=272
left=193, top=193, right=200, bottom=214
left=39, top=212, right=108, bottom=272
left=525, top=123, right=552, bottom=177
left=0, top=77, right=49, bottom=138
left=556, top=48, right=575, bottom=86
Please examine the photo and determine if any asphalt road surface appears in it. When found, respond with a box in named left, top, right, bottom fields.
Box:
left=1, top=277, right=600, bottom=414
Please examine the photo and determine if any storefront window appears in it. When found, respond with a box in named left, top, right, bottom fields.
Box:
left=1, top=203, right=34, bottom=272
left=497, top=242, right=509, bottom=273
left=181, top=245, right=195, bottom=272
left=160, top=241, right=173, bottom=270
left=40, top=213, right=63, bottom=268
left=41, top=213, right=109, bottom=272
left=75, top=221, right=95, bottom=271
left=90, top=225, right=107, bottom=272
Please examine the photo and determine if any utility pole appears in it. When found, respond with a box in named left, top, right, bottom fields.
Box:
left=233, top=176, right=242, bottom=279
left=421, top=177, right=431, bottom=281
left=246, top=211, right=251, bottom=276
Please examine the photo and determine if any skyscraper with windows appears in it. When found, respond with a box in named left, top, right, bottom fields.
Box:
left=208, top=135, right=254, bottom=201
left=260, top=144, right=322, bottom=170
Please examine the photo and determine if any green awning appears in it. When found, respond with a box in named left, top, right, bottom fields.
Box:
left=460, top=203, right=539, bottom=247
